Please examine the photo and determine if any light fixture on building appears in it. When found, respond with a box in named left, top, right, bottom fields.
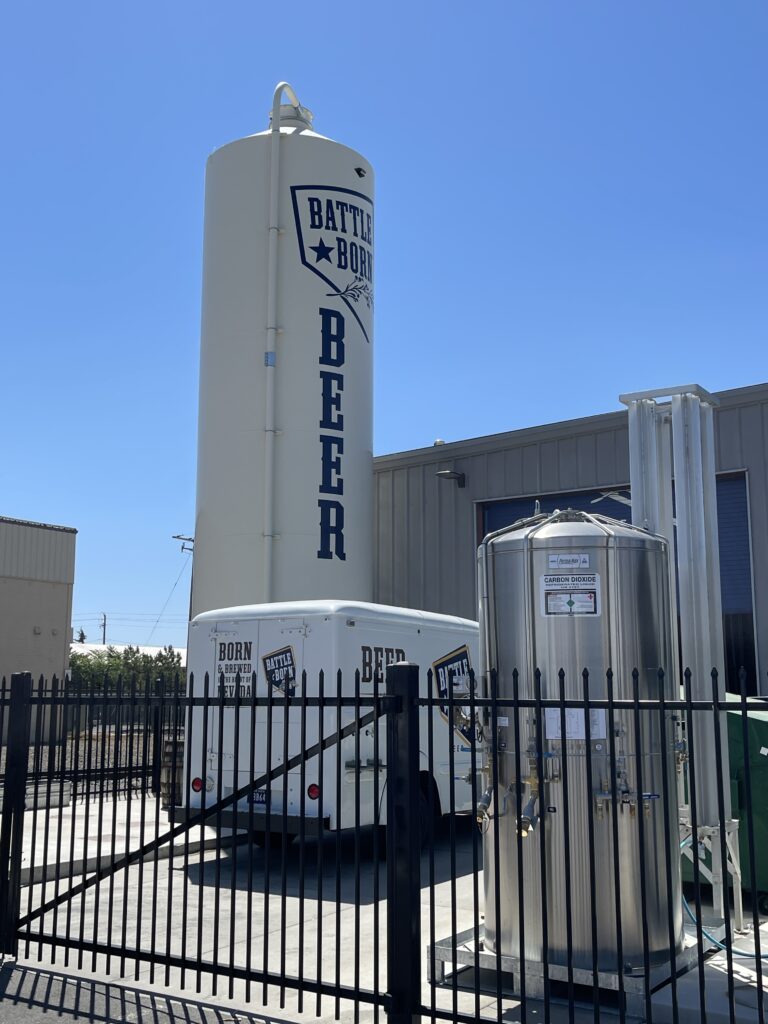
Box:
left=436, top=469, right=466, bottom=488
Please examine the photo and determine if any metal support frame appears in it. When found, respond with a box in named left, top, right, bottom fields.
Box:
left=621, top=386, right=741, bottom=932
left=0, top=673, right=32, bottom=957
left=386, top=662, right=422, bottom=1024
left=428, top=925, right=703, bottom=1020
left=680, top=820, right=744, bottom=931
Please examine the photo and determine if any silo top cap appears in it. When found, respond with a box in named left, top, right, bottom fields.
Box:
left=269, top=103, right=314, bottom=130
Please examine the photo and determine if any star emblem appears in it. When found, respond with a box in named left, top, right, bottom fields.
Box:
left=309, top=237, right=334, bottom=263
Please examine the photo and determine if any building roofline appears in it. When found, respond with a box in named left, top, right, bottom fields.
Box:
left=373, top=381, right=768, bottom=468
left=0, top=515, right=77, bottom=534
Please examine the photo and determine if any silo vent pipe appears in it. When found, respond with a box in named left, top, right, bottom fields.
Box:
left=263, top=81, right=305, bottom=602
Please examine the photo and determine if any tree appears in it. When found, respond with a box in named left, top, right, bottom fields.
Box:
left=68, top=644, right=185, bottom=689
left=75, top=628, right=87, bottom=643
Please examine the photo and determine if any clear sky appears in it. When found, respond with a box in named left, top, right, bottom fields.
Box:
left=2, top=2, right=766, bottom=650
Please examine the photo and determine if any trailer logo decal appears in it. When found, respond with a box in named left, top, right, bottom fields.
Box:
left=262, top=645, right=297, bottom=697
left=216, top=640, right=253, bottom=697
left=360, top=645, right=406, bottom=684
left=291, top=185, right=374, bottom=345
left=432, top=645, right=475, bottom=745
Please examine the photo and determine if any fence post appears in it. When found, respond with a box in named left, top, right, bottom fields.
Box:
left=0, top=672, right=32, bottom=956
left=152, top=678, right=163, bottom=796
left=386, top=661, right=422, bottom=1024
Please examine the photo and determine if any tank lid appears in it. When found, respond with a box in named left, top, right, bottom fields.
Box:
left=484, top=507, right=662, bottom=547
left=269, top=102, right=314, bottom=130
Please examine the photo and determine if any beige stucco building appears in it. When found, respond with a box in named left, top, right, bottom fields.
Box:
left=0, top=516, right=77, bottom=684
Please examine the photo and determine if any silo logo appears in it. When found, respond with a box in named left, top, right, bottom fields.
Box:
left=291, top=186, right=374, bottom=344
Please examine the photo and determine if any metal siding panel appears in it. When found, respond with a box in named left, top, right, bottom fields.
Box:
left=577, top=434, right=597, bottom=486
left=558, top=436, right=579, bottom=491
left=423, top=467, right=442, bottom=612
left=539, top=441, right=559, bottom=492
left=0, top=521, right=75, bottom=584
left=407, top=465, right=425, bottom=609
left=457, top=488, right=479, bottom=620
left=372, top=468, right=381, bottom=595
left=438, top=471, right=458, bottom=615
left=483, top=451, right=505, bottom=499
left=717, top=408, right=742, bottom=470
left=475, top=452, right=493, bottom=499
left=392, top=468, right=409, bottom=604
left=522, top=445, right=541, bottom=494
left=374, top=471, right=394, bottom=605
left=615, top=426, right=630, bottom=483
left=595, top=431, right=617, bottom=484
left=503, top=447, right=523, bottom=496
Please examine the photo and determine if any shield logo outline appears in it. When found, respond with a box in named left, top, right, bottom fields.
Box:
left=290, top=184, right=374, bottom=345
left=261, top=644, right=297, bottom=697
left=432, top=644, right=476, bottom=747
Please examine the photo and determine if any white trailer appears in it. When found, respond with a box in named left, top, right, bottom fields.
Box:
left=184, top=600, right=479, bottom=841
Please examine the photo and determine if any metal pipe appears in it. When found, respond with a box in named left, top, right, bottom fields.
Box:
left=262, top=82, right=303, bottom=602
left=671, top=393, right=729, bottom=825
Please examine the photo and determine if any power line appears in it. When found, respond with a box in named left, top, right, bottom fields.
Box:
left=71, top=614, right=188, bottom=622
left=73, top=611, right=189, bottom=619
left=145, top=554, right=193, bottom=646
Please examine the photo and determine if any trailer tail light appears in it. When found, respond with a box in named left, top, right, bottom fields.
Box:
left=191, top=777, right=203, bottom=793
left=307, top=783, right=320, bottom=801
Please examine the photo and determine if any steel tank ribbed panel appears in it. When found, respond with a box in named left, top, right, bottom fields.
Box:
left=479, top=510, right=683, bottom=972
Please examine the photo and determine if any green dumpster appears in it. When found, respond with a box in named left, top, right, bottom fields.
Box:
left=681, top=695, right=768, bottom=907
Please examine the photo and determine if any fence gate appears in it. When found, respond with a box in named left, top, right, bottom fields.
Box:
left=0, top=668, right=431, bottom=1023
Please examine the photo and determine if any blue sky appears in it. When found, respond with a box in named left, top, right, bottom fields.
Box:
left=2, top=2, right=766, bottom=650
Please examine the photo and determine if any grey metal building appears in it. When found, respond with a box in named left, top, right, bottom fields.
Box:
left=0, top=516, right=77, bottom=684
left=373, top=382, right=767, bottom=694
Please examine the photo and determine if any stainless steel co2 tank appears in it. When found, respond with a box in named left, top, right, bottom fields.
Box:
left=192, top=84, right=374, bottom=617
left=477, top=509, right=682, bottom=974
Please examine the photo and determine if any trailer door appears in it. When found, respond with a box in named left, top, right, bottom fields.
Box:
left=249, top=618, right=307, bottom=816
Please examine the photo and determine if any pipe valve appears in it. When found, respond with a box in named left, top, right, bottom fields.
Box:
left=476, top=785, right=493, bottom=826
left=518, top=792, right=539, bottom=837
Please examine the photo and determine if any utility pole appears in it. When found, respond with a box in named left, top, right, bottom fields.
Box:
left=101, top=613, right=107, bottom=645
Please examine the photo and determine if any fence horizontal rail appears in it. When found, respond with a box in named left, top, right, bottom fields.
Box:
left=15, top=929, right=391, bottom=1009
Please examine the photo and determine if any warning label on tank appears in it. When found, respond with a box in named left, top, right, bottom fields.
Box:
left=540, top=573, right=601, bottom=617
left=544, top=707, right=607, bottom=740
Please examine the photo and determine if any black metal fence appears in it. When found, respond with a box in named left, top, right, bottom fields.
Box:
left=0, top=665, right=766, bottom=1024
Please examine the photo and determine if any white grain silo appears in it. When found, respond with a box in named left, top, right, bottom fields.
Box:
left=192, top=84, right=374, bottom=616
